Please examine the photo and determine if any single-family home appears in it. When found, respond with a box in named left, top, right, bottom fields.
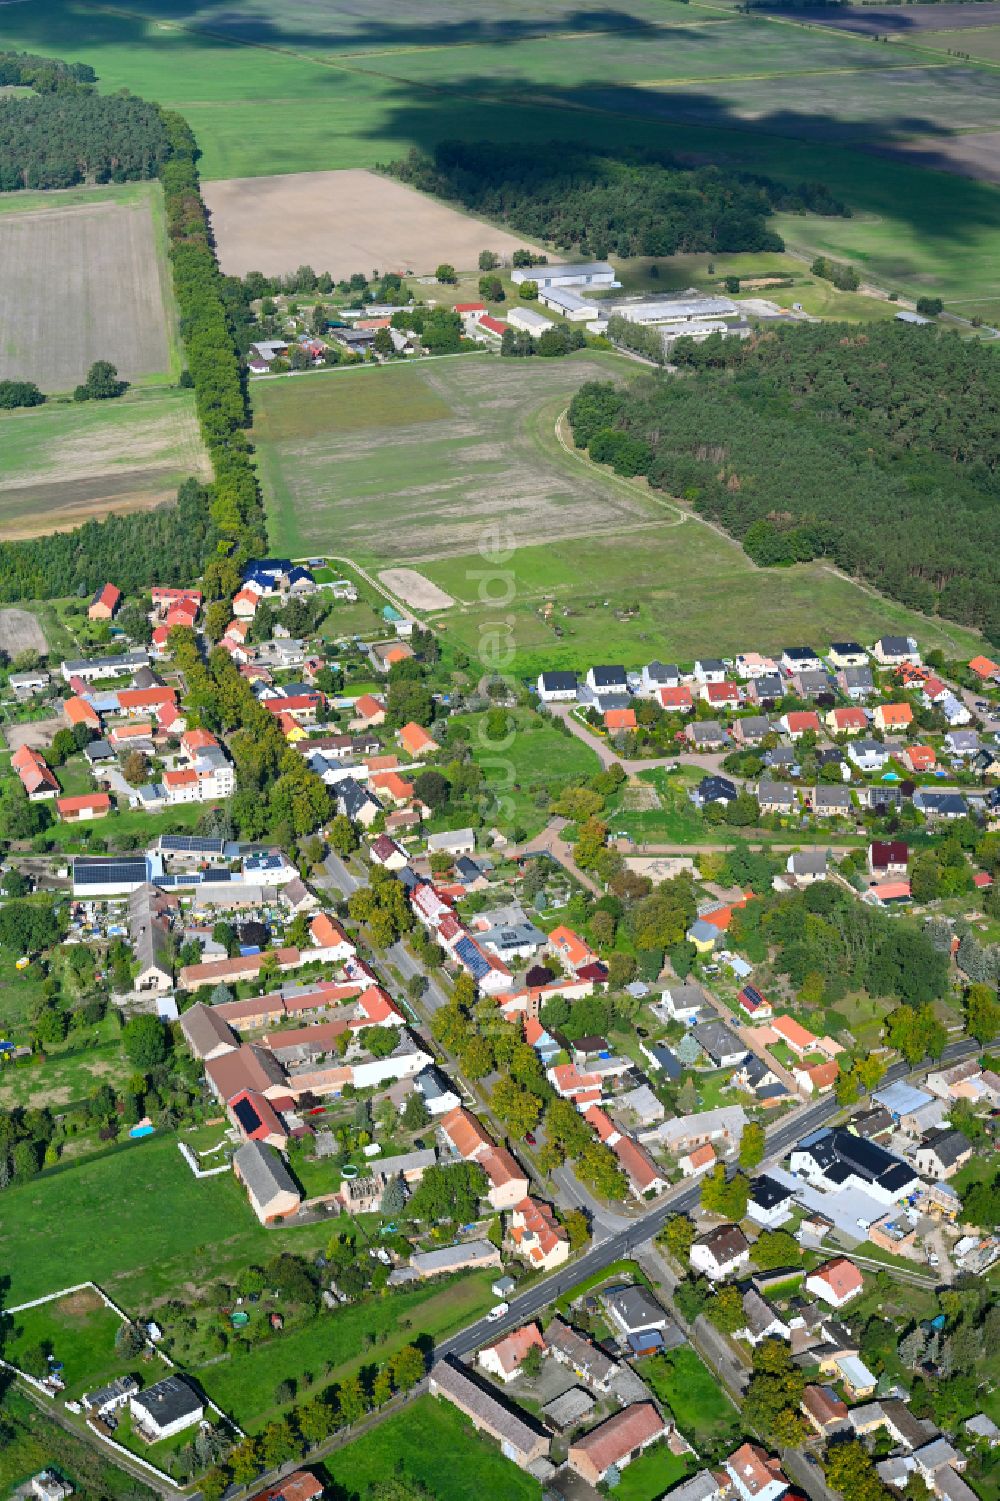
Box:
left=11, top=744, right=59, bottom=800
left=785, top=849, right=829, bottom=885
left=641, top=661, right=681, bottom=695
left=873, top=635, right=921, bottom=667
left=544, top=1317, right=618, bottom=1393
left=691, top=1223, right=751, bottom=1281
left=694, top=658, right=727, bottom=684
left=828, top=642, right=868, bottom=669
left=679, top=1142, right=717, bottom=1177
left=913, top=1128, right=973, bottom=1181
left=747, top=1175, right=795, bottom=1228
left=659, top=683, right=695, bottom=713
left=478, top=1323, right=546, bottom=1383
left=827, top=706, right=868, bottom=736
left=810, top=785, right=854, bottom=817
left=913, top=789, right=968, bottom=820
left=129, top=1374, right=204, bottom=1442
left=739, top=1289, right=791, bottom=1347
left=537, top=670, right=578, bottom=702
left=725, top=1443, right=788, bottom=1501
left=693, top=1020, right=748, bottom=1068
left=756, top=780, right=796, bottom=815
left=801, top=1384, right=848, bottom=1436
left=703, top=680, right=742, bottom=710
left=88, top=582, right=121, bottom=621
left=849, top=738, right=890, bottom=773
left=736, top=652, right=779, bottom=680
left=899, top=744, right=936, bottom=774
left=805, top=1257, right=864, bottom=1308
left=780, top=711, right=820, bottom=741
left=585, top=665, right=629, bottom=698
left=509, top=1197, right=570, bottom=1271
left=868, top=839, right=909, bottom=879
left=839, top=664, right=876, bottom=700
left=781, top=647, right=823, bottom=675
left=874, top=701, right=914, bottom=733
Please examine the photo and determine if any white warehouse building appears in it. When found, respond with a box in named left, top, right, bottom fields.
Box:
left=609, top=292, right=739, bottom=326
left=511, top=260, right=618, bottom=290
left=507, top=306, right=556, bottom=335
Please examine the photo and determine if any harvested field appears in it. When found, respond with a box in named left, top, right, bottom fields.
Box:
left=379, top=568, right=455, bottom=611
left=868, top=129, right=1000, bottom=186
left=784, top=2, right=1000, bottom=33
left=0, top=184, right=175, bottom=390
left=0, top=608, right=48, bottom=660
left=203, top=168, right=543, bottom=277
left=253, top=352, right=665, bottom=560
left=0, top=389, right=210, bottom=540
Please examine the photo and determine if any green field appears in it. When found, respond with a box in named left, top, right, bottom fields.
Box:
left=452, top=708, right=601, bottom=836
left=0, top=1026, right=125, bottom=1111
left=612, top=1444, right=692, bottom=1501
left=3, top=0, right=1000, bottom=312
left=6, top=1290, right=125, bottom=1401
left=253, top=352, right=984, bottom=674
left=0, top=1132, right=334, bottom=1308
left=322, top=1394, right=542, bottom=1501
left=637, top=1346, right=742, bottom=1451
left=0, top=386, right=208, bottom=540
left=197, top=1272, right=495, bottom=1430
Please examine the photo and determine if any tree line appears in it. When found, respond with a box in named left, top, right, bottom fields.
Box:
left=0, top=73, right=265, bottom=601
left=568, top=320, right=1000, bottom=640
left=386, top=140, right=848, bottom=259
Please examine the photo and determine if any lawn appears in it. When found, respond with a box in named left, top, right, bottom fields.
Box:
left=4, top=0, right=1000, bottom=314
left=5, top=1288, right=125, bottom=1402
left=637, top=1345, right=741, bottom=1451
left=612, top=1443, right=692, bottom=1501
left=197, top=1272, right=496, bottom=1431
left=0, top=1024, right=125, bottom=1111
left=0, top=1132, right=334, bottom=1308
left=322, top=1394, right=541, bottom=1501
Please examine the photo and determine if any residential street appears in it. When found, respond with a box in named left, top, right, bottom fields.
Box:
left=318, top=848, right=361, bottom=897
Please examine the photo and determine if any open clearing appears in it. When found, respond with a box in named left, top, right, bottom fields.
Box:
left=204, top=168, right=541, bottom=276
left=253, top=351, right=983, bottom=675
left=379, top=568, right=455, bottom=610
left=0, top=389, right=210, bottom=539
left=253, top=352, right=669, bottom=560
left=0, top=607, right=48, bottom=658
left=0, top=183, right=176, bottom=391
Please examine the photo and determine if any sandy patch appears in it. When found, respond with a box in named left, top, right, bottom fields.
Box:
left=60, top=1286, right=104, bottom=1317
left=3, top=717, right=62, bottom=752
left=378, top=568, right=456, bottom=610
left=203, top=167, right=543, bottom=278
left=626, top=855, right=698, bottom=880
left=0, top=607, right=47, bottom=657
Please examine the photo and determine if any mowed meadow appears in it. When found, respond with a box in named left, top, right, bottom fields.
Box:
left=2, top=0, right=1000, bottom=312
left=251, top=355, right=984, bottom=674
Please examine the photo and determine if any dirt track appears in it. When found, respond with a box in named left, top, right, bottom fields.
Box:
left=378, top=567, right=455, bottom=610
left=203, top=167, right=542, bottom=277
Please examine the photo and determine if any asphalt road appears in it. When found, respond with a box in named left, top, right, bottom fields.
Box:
left=319, top=849, right=361, bottom=897
left=387, top=938, right=449, bottom=1013
left=435, top=1038, right=978, bottom=1365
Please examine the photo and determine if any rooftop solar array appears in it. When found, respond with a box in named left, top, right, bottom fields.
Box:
left=159, top=834, right=226, bottom=854
left=73, top=857, right=149, bottom=885
left=454, top=936, right=490, bottom=980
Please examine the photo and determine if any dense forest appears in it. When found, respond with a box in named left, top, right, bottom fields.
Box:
left=386, top=141, right=848, bottom=258
left=0, top=50, right=168, bottom=190
left=568, top=323, right=1000, bottom=641
left=0, top=479, right=218, bottom=603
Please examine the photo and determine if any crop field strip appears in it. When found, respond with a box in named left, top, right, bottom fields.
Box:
left=0, top=183, right=175, bottom=390
left=0, top=388, right=211, bottom=540
left=6, top=0, right=1000, bottom=316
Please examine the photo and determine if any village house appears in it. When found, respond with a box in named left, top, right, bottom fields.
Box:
left=12, top=744, right=59, bottom=800
left=88, top=582, right=121, bottom=621
left=129, top=1375, right=204, bottom=1443
left=544, top=1317, right=618, bottom=1392
left=869, top=840, right=909, bottom=879
left=478, top=1323, right=546, bottom=1383
left=438, top=1106, right=529, bottom=1210
left=827, top=706, right=868, bottom=736
left=874, top=701, right=914, bottom=733
left=780, top=710, right=821, bottom=740
left=509, top=1197, right=570, bottom=1271
left=873, top=635, right=921, bottom=667
left=536, top=670, right=578, bottom=703
left=567, top=1402, right=667, bottom=1486
left=233, top=1140, right=302, bottom=1224
left=913, top=1128, right=973, bottom=1181
left=690, top=1223, right=751, bottom=1281
left=429, top=1358, right=548, bottom=1469
left=725, top=1443, right=789, bottom=1501
left=756, top=780, right=796, bottom=815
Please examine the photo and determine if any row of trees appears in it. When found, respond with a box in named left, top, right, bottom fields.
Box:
left=387, top=141, right=847, bottom=259
left=568, top=320, right=1000, bottom=639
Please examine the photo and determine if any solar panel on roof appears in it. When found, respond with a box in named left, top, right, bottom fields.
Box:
left=73, top=858, right=148, bottom=883
left=232, top=1097, right=263, bottom=1135
left=160, top=834, right=225, bottom=854
left=454, top=936, right=490, bottom=980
